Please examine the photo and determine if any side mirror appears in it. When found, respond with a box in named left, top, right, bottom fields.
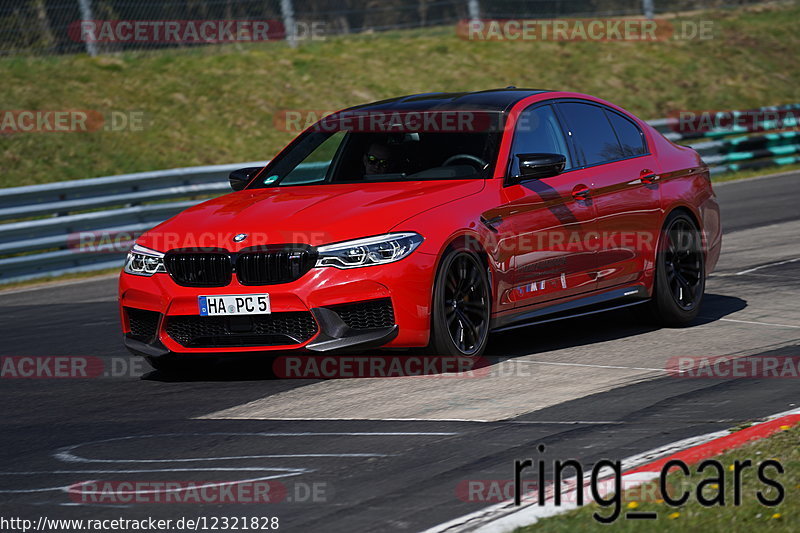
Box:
left=508, top=153, right=566, bottom=185
left=229, top=167, right=262, bottom=191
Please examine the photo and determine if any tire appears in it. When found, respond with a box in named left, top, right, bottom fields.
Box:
left=646, top=211, right=706, bottom=326
left=430, top=248, right=491, bottom=356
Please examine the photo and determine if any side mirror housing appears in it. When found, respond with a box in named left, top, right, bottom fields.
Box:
left=229, top=167, right=262, bottom=191
left=507, top=153, right=566, bottom=185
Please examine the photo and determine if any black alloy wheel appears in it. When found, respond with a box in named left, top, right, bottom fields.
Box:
left=431, top=250, right=491, bottom=356
left=664, top=217, right=704, bottom=310
left=645, top=211, right=706, bottom=326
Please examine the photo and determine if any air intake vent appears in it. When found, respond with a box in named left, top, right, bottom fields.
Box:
left=165, top=312, right=318, bottom=347
left=330, top=299, right=395, bottom=330
left=125, top=308, right=161, bottom=342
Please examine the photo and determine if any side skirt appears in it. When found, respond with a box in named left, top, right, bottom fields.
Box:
left=489, top=285, right=649, bottom=333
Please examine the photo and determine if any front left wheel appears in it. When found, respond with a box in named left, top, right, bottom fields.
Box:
left=430, top=249, right=491, bottom=356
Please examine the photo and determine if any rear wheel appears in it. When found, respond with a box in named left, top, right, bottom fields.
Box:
left=646, top=211, right=705, bottom=326
left=430, top=249, right=491, bottom=356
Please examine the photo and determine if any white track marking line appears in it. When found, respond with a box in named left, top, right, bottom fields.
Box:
left=59, top=502, right=134, bottom=508
left=0, top=469, right=307, bottom=495
left=0, top=472, right=305, bottom=495
left=0, top=468, right=308, bottom=474
left=735, top=257, right=800, bottom=275
left=67, top=474, right=300, bottom=496
left=58, top=453, right=394, bottom=463
left=54, top=431, right=457, bottom=463
left=245, top=417, right=494, bottom=423
left=712, top=317, right=800, bottom=329
left=0, top=431, right=457, bottom=496
left=501, top=420, right=624, bottom=425
left=506, top=360, right=668, bottom=373
left=254, top=418, right=626, bottom=424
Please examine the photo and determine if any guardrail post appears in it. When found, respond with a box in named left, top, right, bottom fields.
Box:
left=642, top=0, right=655, bottom=20
left=77, top=0, right=99, bottom=57
left=468, top=0, right=480, bottom=22
left=280, top=0, right=297, bottom=48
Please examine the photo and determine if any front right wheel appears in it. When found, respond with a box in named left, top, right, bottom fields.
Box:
left=430, top=249, right=491, bottom=356
left=646, top=211, right=706, bottom=326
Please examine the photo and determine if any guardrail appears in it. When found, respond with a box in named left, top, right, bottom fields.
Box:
left=649, top=103, right=800, bottom=175
left=0, top=161, right=266, bottom=284
left=1, top=105, right=798, bottom=285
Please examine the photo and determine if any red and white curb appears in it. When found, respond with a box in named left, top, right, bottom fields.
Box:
left=424, top=407, right=800, bottom=533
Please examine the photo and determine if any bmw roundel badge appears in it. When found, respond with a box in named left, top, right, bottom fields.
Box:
left=233, top=233, right=248, bottom=243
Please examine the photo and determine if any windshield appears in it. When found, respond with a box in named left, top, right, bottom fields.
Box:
left=252, top=110, right=503, bottom=188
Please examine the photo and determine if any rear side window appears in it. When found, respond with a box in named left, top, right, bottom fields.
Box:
left=509, top=104, right=572, bottom=176
left=605, top=110, right=646, bottom=157
left=557, top=102, right=624, bottom=166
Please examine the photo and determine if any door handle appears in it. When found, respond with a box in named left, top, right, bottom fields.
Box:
left=572, top=185, right=591, bottom=200
left=640, top=169, right=659, bottom=184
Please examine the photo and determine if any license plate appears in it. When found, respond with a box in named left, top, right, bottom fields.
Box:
left=199, top=294, right=270, bottom=316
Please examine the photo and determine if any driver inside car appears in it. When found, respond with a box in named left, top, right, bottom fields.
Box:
left=363, top=143, right=397, bottom=176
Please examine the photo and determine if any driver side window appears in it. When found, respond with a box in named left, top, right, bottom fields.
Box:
left=509, top=104, right=571, bottom=177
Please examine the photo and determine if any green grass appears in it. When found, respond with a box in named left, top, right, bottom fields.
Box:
left=515, top=421, right=800, bottom=532
left=0, top=3, right=799, bottom=188
left=0, top=268, right=120, bottom=291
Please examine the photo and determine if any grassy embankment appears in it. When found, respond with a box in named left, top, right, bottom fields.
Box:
left=0, top=2, right=799, bottom=188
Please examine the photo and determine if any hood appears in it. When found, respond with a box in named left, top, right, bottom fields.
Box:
left=137, top=179, right=484, bottom=251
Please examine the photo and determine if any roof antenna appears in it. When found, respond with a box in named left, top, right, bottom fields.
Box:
left=506, top=85, right=517, bottom=89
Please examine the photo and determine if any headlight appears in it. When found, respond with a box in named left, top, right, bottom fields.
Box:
left=124, top=244, right=166, bottom=276
left=315, top=232, right=424, bottom=269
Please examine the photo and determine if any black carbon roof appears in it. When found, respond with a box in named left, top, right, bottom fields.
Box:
left=348, top=88, right=550, bottom=113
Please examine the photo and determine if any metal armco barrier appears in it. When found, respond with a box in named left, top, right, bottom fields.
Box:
left=0, top=162, right=266, bottom=284
left=1, top=104, right=797, bottom=285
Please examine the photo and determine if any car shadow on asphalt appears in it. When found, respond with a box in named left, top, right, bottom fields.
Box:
left=484, top=292, right=747, bottom=359
left=142, top=293, right=747, bottom=383
left=141, top=353, right=306, bottom=383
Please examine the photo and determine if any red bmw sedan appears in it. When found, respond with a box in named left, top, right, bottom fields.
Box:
left=119, top=89, right=721, bottom=370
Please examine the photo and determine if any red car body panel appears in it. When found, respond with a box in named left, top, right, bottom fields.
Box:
left=119, top=90, right=721, bottom=357
left=135, top=179, right=485, bottom=252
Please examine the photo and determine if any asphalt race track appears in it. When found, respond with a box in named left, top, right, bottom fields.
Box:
left=1, top=172, right=798, bottom=531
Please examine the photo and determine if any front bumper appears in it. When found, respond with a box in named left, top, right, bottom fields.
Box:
left=119, top=252, right=436, bottom=356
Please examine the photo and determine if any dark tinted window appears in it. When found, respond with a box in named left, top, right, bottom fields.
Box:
left=557, top=102, right=624, bottom=165
left=605, top=110, right=646, bottom=157
left=255, top=127, right=501, bottom=188
left=509, top=104, right=572, bottom=176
